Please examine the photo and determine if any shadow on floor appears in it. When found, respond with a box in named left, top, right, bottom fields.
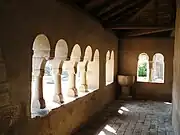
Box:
left=73, top=100, right=174, bottom=135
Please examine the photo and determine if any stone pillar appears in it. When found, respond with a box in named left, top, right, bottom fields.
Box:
left=67, top=68, right=78, bottom=97
left=32, top=69, right=46, bottom=109
left=79, top=62, right=88, bottom=92
left=149, top=61, right=153, bottom=82
left=52, top=68, right=64, bottom=104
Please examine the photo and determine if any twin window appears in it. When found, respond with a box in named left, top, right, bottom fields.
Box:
left=137, top=53, right=164, bottom=83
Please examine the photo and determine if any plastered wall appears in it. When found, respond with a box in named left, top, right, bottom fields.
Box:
left=172, top=3, right=180, bottom=135
left=0, top=1, right=118, bottom=134
left=119, top=38, right=174, bottom=101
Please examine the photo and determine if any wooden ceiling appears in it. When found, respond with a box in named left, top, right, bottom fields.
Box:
left=61, top=0, right=176, bottom=38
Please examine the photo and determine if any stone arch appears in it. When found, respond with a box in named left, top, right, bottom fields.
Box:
left=33, top=34, right=50, bottom=59
left=152, top=53, right=165, bottom=83
left=138, top=53, right=149, bottom=61
left=55, top=39, right=68, bottom=60
left=87, top=49, right=100, bottom=90
left=84, top=46, right=92, bottom=61
left=70, top=44, right=81, bottom=62
left=106, top=50, right=110, bottom=61
left=110, top=50, right=114, bottom=60
left=31, top=34, right=51, bottom=113
left=153, top=53, right=164, bottom=62
left=32, top=34, right=51, bottom=74
left=110, top=50, right=114, bottom=83
left=137, top=53, right=149, bottom=82
left=106, top=50, right=114, bottom=85
left=93, top=49, right=100, bottom=61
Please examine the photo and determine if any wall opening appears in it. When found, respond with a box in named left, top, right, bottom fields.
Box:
left=87, top=49, right=99, bottom=90
left=31, top=34, right=50, bottom=117
left=31, top=36, right=102, bottom=117
left=106, top=50, right=114, bottom=85
left=137, top=53, right=149, bottom=82
left=152, top=53, right=164, bottom=83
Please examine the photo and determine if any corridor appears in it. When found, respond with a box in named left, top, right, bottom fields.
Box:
left=74, top=100, right=174, bottom=135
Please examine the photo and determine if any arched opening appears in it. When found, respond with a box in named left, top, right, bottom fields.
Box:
left=110, top=51, right=114, bottom=83
left=31, top=34, right=50, bottom=117
left=152, top=53, right=164, bottom=83
left=106, top=51, right=111, bottom=85
left=70, top=44, right=81, bottom=92
left=87, top=49, right=99, bottom=90
left=84, top=46, right=92, bottom=61
left=137, top=53, right=149, bottom=82
left=51, top=39, right=68, bottom=104
left=63, top=44, right=81, bottom=98
left=70, top=44, right=81, bottom=62
left=79, top=46, right=93, bottom=92
left=106, top=50, right=114, bottom=85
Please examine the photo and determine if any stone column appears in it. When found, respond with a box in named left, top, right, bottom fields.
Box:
left=32, top=69, right=46, bottom=109
left=149, top=61, right=153, bottom=82
left=67, top=67, right=78, bottom=97
left=79, top=62, right=88, bottom=92
left=52, top=68, right=64, bottom=104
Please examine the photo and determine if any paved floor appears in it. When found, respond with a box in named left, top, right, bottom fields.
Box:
left=74, top=100, right=174, bottom=135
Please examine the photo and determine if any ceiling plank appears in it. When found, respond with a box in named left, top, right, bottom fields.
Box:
left=106, top=24, right=174, bottom=30
left=127, top=0, right=154, bottom=22
left=85, top=0, right=108, bottom=10
left=97, top=0, right=127, bottom=16
left=101, top=0, right=142, bottom=21
left=127, top=28, right=174, bottom=36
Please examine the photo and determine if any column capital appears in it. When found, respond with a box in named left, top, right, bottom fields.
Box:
left=33, top=69, right=44, bottom=77
left=78, top=61, right=88, bottom=72
left=52, top=68, right=62, bottom=75
left=63, top=61, right=78, bottom=74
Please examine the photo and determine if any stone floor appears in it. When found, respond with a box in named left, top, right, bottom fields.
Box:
left=74, top=100, right=174, bottom=135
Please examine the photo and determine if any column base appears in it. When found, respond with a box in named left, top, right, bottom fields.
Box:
left=53, top=94, right=64, bottom=104
left=39, top=98, right=46, bottom=109
left=31, top=98, right=46, bottom=109
left=79, top=84, right=88, bottom=92
left=68, top=88, right=78, bottom=97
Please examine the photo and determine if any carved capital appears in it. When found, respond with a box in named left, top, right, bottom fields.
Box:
left=33, top=69, right=44, bottom=77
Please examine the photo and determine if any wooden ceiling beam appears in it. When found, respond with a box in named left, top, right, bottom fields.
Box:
left=127, top=0, right=154, bottom=22
left=101, top=0, right=143, bottom=21
left=106, top=24, right=174, bottom=30
left=126, top=28, right=174, bottom=36
left=109, top=25, right=174, bottom=30
left=97, top=0, right=127, bottom=16
left=85, top=0, right=108, bottom=10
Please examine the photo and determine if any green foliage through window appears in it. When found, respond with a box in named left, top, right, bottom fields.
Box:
left=138, top=62, right=147, bottom=77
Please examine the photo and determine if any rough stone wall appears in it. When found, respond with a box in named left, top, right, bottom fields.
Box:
left=119, top=38, right=174, bottom=101
left=172, top=3, right=180, bottom=135
left=0, top=0, right=118, bottom=134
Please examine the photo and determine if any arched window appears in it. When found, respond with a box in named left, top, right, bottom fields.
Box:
left=106, top=51, right=111, bottom=85
left=31, top=34, right=50, bottom=117
left=152, top=53, right=164, bottom=83
left=87, top=49, right=99, bottom=90
left=110, top=51, right=114, bottom=83
left=106, top=50, right=114, bottom=85
left=137, top=53, right=149, bottom=82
